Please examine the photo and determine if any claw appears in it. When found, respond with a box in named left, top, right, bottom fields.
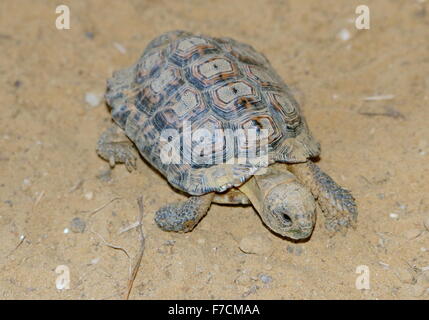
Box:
left=97, top=125, right=138, bottom=171
left=109, top=156, right=116, bottom=168
left=125, top=158, right=137, bottom=172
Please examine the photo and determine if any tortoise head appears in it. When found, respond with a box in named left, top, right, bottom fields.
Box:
left=241, top=167, right=316, bottom=240
left=262, top=179, right=316, bottom=239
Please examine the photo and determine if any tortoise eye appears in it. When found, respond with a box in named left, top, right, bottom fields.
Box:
left=273, top=208, right=293, bottom=227
left=281, top=213, right=293, bottom=227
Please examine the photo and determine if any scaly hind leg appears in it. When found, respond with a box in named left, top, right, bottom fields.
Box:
left=155, top=193, right=215, bottom=232
left=289, top=161, right=357, bottom=233
left=96, top=125, right=138, bottom=172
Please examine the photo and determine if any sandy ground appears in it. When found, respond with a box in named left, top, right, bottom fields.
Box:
left=1, top=0, right=428, bottom=300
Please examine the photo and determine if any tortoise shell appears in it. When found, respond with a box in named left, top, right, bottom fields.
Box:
left=105, top=30, right=320, bottom=195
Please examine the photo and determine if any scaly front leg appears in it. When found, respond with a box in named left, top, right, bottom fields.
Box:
left=155, top=193, right=215, bottom=232
left=96, top=125, right=138, bottom=172
left=289, top=161, right=357, bottom=233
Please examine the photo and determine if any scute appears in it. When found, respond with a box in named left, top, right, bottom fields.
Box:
left=186, top=55, right=240, bottom=89
left=169, top=34, right=220, bottom=67
left=105, top=31, right=320, bottom=195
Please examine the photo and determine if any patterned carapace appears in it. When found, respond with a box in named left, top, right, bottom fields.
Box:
left=105, top=30, right=320, bottom=195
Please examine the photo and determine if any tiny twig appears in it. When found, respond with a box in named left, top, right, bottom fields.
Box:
left=358, top=106, right=405, bottom=119
left=87, top=197, right=121, bottom=216
left=69, top=179, right=84, bottom=193
left=5, top=235, right=26, bottom=258
left=118, top=221, right=141, bottom=235
left=124, top=196, right=146, bottom=300
left=362, top=94, right=395, bottom=101
left=32, top=190, right=45, bottom=211
left=90, top=229, right=132, bottom=277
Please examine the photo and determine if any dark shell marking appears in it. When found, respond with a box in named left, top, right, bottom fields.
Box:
left=105, top=30, right=320, bottom=195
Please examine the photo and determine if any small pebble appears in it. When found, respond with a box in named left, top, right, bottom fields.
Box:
left=286, top=245, right=303, bottom=256
left=70, top=217, right=86, bottom=233
left=389, top=213, right=399, bottom=219
left=404, top=229, right=422, bottom=240
left=90, top=257, right=100, bottom=265
left=259, top=274, right=272, bottom=284
left=398, top=203, right=407, bottom=211
left=337, top=28, right=351, bottom=41
left=22, top=178, right=31, bottom=190
left=164, top=240, right=176, bottom=246
left=239, top=233, right=273, bottom=256
left=85, top=92, right=102, bottom=108
left=84, top=191, right=94, bottom=200
left=85, top=31, right=94, bottom=39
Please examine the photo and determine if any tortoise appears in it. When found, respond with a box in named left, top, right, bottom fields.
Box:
left=97, top=30, right=357, bottom=240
